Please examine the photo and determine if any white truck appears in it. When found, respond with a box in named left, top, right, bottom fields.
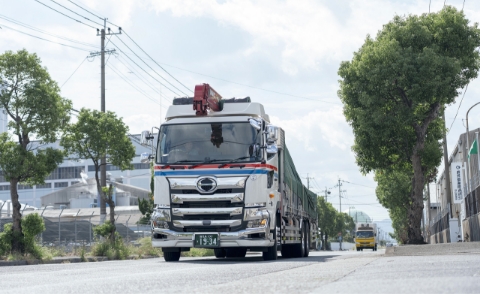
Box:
left=355, top=223, right=378, bottom=251
left=141, top=84, right=318, bottom=262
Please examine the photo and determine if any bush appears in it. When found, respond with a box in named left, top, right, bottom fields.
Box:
left=181, top=248, right=214, bottom=257
left=0, top=213, right=47, bottom=260
left=134, top=237, right=162, bottom=257
left=91, top=232, right=130, bottom=260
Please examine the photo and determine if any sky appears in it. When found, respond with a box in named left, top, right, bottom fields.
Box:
left=1, top=0, right=480, bottom=223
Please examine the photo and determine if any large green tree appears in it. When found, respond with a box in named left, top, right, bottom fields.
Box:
left=61, top=108, right=135, bottom=241
left=338, top=7, right=480, bottom=243
left=0, top=49, right=72, bottom=252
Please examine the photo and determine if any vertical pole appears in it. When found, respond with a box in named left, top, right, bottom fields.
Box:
left=338, top=178, right=342, bottom=251
left=442, top=112, right=453, bottom=216
left=100, top=22, right=107, bottom=223
left=426, top=183, right=431, bottom=243
left=75, top=209, right=80, bottom=248
left=59, top=208, right=64, bottom=246
left=89, top=211, right=94, bottom=244
left=0, top=201, right=5, bottom=232
left=126, top=215, right=131, bottom=242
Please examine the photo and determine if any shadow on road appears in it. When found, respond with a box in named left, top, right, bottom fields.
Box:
left=173, top=254, right=341, bottom=265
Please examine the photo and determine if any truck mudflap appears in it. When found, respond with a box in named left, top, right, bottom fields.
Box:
left=152, top=227, right=274, bottom=248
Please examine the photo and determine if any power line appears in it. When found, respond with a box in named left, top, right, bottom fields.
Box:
left=115, top=55, right=172, bottom=104
left=114, top=35, right=188, bottom=96
left=61, top=57, right=87, bottom=88
left=67, top=0, right=104, bottom=21
left=341, top=180, right=376, bottom=189
left=49, top=0, right=103, bottom=27
left=447, top=83, right=469, bottom=135
left=34, top=0, right=97, bottom=30
left=109, top=39, right=182, bottom=97
left=0, top=14, right=98, bottom=48
left=122, top=29, right=192, bottom=94
left=144, top=60, right=340, bottom=104
left=0, top=23, right=91, bottom=52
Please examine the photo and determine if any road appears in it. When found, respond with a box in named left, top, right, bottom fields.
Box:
left=1, top=249, right=479, bottom=293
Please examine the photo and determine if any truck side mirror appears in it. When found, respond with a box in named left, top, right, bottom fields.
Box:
left=140, top=130, right=154, bottom=145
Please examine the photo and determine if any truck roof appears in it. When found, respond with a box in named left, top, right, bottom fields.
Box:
left=165, top=102, right=270, bottom=123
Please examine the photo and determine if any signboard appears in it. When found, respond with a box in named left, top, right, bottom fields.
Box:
left=450, top=162, right=465, bottom=203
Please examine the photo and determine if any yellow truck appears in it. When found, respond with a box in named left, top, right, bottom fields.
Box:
left=355, top=223, right=377, bottom=251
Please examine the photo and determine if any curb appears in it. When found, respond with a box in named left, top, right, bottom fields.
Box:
left=384, top=242, right=480, bottom=256
left=0, top=255, right=159, bottom=267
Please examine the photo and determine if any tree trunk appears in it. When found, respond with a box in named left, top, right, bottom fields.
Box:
left=94, top=167, right=106, bottom=224
left=408, top=148, right=426, bottom=244
left=10, top=178, right=25, bottom=253
left=107, top=197, right=116, bottom=244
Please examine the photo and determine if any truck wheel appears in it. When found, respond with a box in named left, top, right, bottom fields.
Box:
left=303, top=222, right=310, bottom=257
left=292, top=225, right=306, bottom=258
left=374, top=245, right=377, bottom=251
left=164, top=251, right=181, bottom=262
left=263, top=229, right=278, bottom=261
left=214, top=248, right=226, bottom=258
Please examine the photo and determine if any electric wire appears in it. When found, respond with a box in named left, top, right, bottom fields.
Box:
left=447, top=83, right=469, bottom=135
left=0, top=23, right=91, bottom=52
left=0, top=14, right=98, bottom=48
left=115, top=35, right=188, bottom=96
left=67, top=0, right=104, bottom=21
left=109, top=39, right=182, bottom=97
left=49, top=0, right=103, bottom=27
left=115, top=55, right=172, bottom=104
left=145, top=60, right=339, bottom=104
left=34, top=0, right=97, bottom=29
left=122, top=29, right=192, bottom=93
left=341, top=180, right=376, bottom=189
left=106, top=62, right=166, bottom=108
left=61, top=57, right=87, bottom=88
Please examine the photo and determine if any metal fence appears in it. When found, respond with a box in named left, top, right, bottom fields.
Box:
left=0, top=205, right=151, bottom=248
left=429, top=206, right=450, bottom=239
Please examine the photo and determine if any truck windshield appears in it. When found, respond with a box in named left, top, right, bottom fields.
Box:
left=356, top=231, right=374, bottom=238
left=156, top=122, right=262, bottom=164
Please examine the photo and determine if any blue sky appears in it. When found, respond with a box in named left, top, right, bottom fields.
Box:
left=1, top=0, right=480, bottom=222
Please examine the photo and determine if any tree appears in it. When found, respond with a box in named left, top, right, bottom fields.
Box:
left=0, top=49, right=72, bottom=253
left=338, top=7, right=480, bottom=243
left=61, top=108, right=135, bottom=241
left=317, top=196, right=338, bottom=250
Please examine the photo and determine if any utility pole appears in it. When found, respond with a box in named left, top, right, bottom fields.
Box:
left=89, top=19, right=121, bottom=222
left=305, top=174, right=314, bottom=190
left=441, top=111, right=452, bottom=217
left=335, top=178, right=343, bottom=251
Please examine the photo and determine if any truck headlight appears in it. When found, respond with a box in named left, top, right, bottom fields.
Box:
left=151, top=208, right=171, bottom=228
left=244, top=208, right=269, bottom=228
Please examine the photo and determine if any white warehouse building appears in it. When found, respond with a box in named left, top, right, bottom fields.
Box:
left=0, top=134, right=156, bottom=208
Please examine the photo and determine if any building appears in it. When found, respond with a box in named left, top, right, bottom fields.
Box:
left=432, top=127, right=480, bottom=243
left=0, top=134, right=156, bottom=208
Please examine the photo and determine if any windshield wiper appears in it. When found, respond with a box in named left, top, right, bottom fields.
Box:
left=161, top=160, right=200, bottom=169
left=188, top=159, right=229, bottom=169
left=218, top=156, right=251, bottom=168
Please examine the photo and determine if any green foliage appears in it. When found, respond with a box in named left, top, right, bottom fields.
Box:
left=60, top=108, right=135, bottom=174
left=0, top=214, right=47, bottom=260
left=93, top=221, right=116, bottom=239
left=134, top=237, right=162, bottom=257
left=91, top=232, right=130, bottom=260
left=138, top=196, right=154, bottom=225
left=317, top=197, right=355, bottom=245
left=0, top=49, right=71, bottom=253
left=338, top=6, right=480, bottom=243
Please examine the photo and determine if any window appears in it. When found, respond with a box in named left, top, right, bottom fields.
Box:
left=133, top=163, right=150, bottom=170
left=18, top=184, right=32, bottom=190
left=36, top=183, right=52, bottom=189
left=54, top=182, right=68, bottom=188
left=0, top=185, right=10, bottom=191
left=46, top=167, right=84, bottom=180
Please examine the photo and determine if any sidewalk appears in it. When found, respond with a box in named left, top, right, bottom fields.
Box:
left=385, top=242, right=480, bottom=256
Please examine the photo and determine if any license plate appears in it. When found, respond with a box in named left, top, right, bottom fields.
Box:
left=194, top=233, right=219, bottom=248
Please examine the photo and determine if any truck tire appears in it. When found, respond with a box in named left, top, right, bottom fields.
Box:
left=292, top=225, right=306, bottom=258
left=214, top=248, right=226, bottom=258
left=374, top=245, right=377, bottom=251
left=263, top=229, right=278, bottom=261
left=303, top=222, right=310, bottom=257
left=164, top=251, right=181, bottom=262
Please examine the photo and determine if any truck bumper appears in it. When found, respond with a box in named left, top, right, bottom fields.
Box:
left=151, top=227, right=274, bottom=248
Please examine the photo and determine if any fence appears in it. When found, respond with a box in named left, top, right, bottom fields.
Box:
left=429, top=206, right=450, bottom=243
left=0, top=204, right=151, bottom=249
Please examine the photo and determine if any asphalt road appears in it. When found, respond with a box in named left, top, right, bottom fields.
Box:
left=1, top=249, right=479, bottom=293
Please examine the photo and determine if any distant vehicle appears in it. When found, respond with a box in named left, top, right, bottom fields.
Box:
left=386, top=242, right=393, bottom=247
left=355, top=223, right=378, bottom=251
